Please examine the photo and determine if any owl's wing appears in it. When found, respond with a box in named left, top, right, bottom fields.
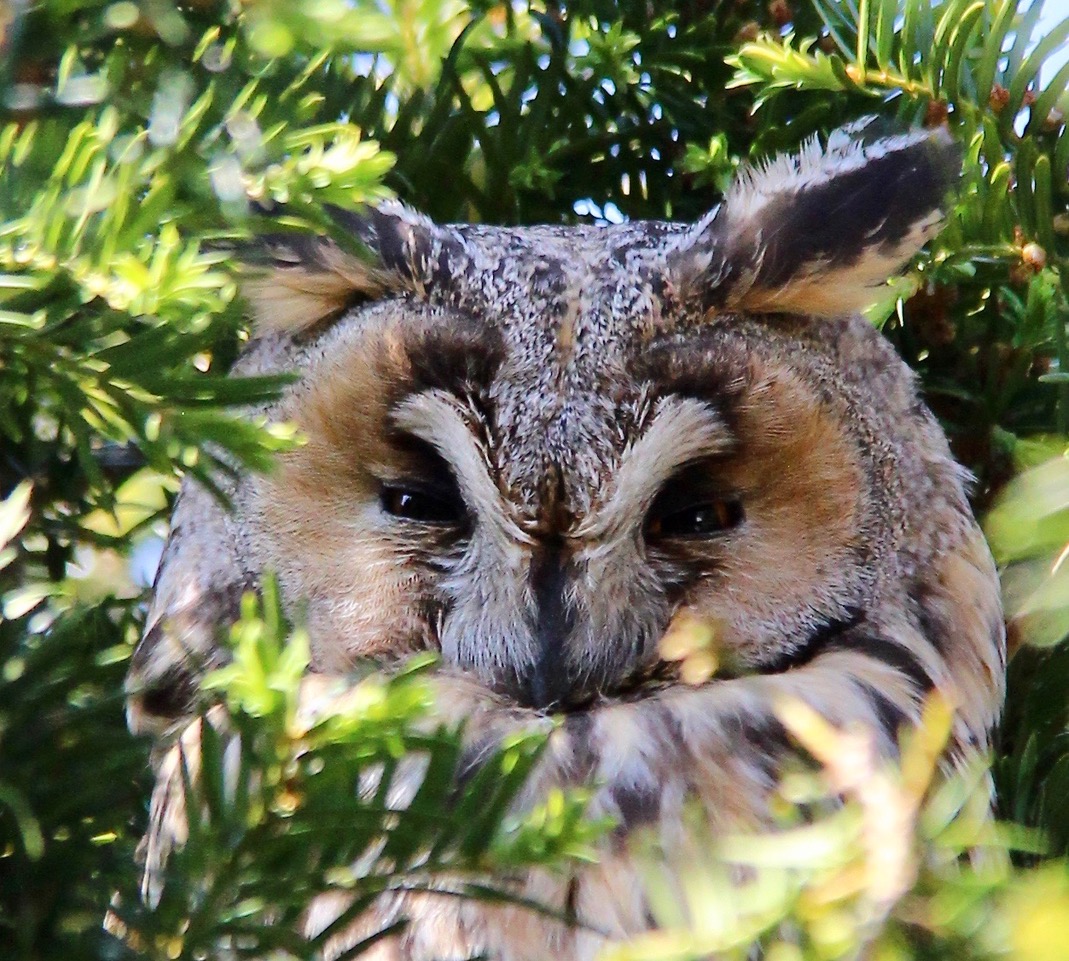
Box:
left=125, top=333, right=296, bottom=736
left=126, top=476, right=250, bottom=735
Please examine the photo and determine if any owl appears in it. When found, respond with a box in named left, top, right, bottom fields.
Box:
left=126, top=118, right=1005, bottom=960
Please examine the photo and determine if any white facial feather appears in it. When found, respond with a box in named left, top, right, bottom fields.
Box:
left=576, top=397, right=729, bottom=543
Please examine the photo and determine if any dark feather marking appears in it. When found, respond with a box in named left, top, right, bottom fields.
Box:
left=561, top=711, right=598, bottom=782
left=366, top=206, right=469, bottom=297
left=650, top=700, right=688, bottom=748
left=734, top=712, right=794, bottom=783
left=634, top=332, right=752, bottom=433
left=404, top=319, right=505, bottom=398
left=610, top=779, right=662, bottom=834
left=762, top=153, right=935, bottom=271
left=245, top=227, right=389, bottom=335
left=530, top=260, right=568, bottom=301
left=323, top=205, right=416, bottom=282
left=322, top=203, right=377, bottom=248
left=372, top=209, right=420, bottom=280
left=131, top=582, right=247, bottom=676
left=524, top=535, right=577, bottom=710
left=825, top=634, right=935, bottom=695
left=130, top=621, right=227, bottom=722
left=653, top=699, right=791, bottom=788
left=137, top=662, right=202, bottom=719
left=130, top=581, right=249, bottom=722
left=909, top=578, right=948, bottom=655
left=257, top=202, right=469, bottom=303
left=564, top=876, right=581, bottom=923
left=757, top=608, right=865, bottom=674
left=856, top=680, right=911, bottom=746
left=740, top=712, right=793, bottom=755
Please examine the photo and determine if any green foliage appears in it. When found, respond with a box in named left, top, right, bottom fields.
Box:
left=987, top=454, right=1069, bottom=860
left=603, top=699, right=1032, bottom=961
left=104, top=580, right=599, bottom=959
left=0, top=591, right=147, bottom=959
left=729, top=0, right=1069, bottom=499
left=2, top=0, right=1069, bottom=958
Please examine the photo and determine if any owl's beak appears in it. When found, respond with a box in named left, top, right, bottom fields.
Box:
left=523, top=536, right=578, bottom=711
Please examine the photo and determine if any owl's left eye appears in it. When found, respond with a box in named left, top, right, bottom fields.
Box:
left=645, top=462, right=744, bottom=541
left=646, top=498, right=744, bottom=539
left=381, top=485, right=466, bottom=526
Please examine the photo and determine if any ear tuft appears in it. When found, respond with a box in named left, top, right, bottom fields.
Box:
left=242, top=234, right=391, bottom=334
left=670, top=118, right=961, bottom=320
left=240, top=201, right=465, bottom=334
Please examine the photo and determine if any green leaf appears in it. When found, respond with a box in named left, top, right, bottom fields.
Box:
left=0, top=481, right=31, bottom=566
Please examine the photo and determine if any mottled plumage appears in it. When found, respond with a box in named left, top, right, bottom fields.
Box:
left=127, top=119, right=1004, bottom=960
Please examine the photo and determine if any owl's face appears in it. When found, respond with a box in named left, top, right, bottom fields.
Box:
left=246, top=121, right=968, bottom=713
left=133, top=120, right=1001, bottom=745
left=255, top=285, right=879, bottom=712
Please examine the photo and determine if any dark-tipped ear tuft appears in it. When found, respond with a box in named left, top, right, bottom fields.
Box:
left=669, top=118, right=961, bottom=320
left=240, top=200, right=466, bottom=334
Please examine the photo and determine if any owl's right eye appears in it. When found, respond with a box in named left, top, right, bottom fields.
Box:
left=647, top=498, right=744, bottom=539
left=644, top=460, right=744, bottom=542
left=381, top=485, right=466, bottom=526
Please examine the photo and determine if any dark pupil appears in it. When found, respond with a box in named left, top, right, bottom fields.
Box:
left=654, top=499, right=744, bottom=539
left=381, top=486, right=463, bottom=525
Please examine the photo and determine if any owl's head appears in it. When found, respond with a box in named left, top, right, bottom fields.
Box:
left=132, top=120, right=991, bottom=730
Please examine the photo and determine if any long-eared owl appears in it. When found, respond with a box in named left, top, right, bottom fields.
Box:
left=126, top=117, right=1005, bottom=960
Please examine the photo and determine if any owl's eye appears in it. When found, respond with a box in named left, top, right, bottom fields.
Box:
left=656, top=499, right=744, bottom=538
left=381, top=485, right=466, bottom=526
left=646, top=498, right=744, bottom=539
left=645, top=463, right=744, bottom=541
